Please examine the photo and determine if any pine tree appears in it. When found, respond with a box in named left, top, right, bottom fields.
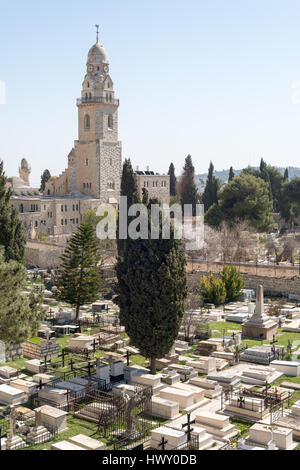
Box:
left=115, top=199, right=187, bottom=374
left=56, top=221, right=105, bottom=320
left=220, top=265, right=244, bottom=302
left=228, top=166, right=235, bottom=182
left=117, top=159, right=140, bottom=257
left=168, top=163, right=177, bottom=197
left=179, top=155, right=198, bottom=216
left=202, top=161, right=221, bottom=212
left=40, top=169, right=51, bottom=191
left=0, top=249, right=43, bottom=345
left=0, top=161, right=26, bottom=263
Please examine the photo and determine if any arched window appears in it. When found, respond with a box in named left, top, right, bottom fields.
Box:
left=87, top=82, right=90, bottom=88
left=84, top=114, right=90, bottom=130
left=19, top=204, right=24, bottom=213
left=108, top=114, right=113, bottom=129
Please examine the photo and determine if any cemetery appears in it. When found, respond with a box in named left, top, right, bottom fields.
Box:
left=1, top=275, right=300, bottom=452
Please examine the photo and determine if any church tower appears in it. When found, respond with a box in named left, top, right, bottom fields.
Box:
left=70, top=29, right=122, bottom=203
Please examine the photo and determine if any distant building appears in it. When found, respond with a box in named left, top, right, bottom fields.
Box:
left=135, top=168, right=170, bottom=205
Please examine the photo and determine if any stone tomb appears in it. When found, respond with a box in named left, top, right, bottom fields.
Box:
left=96, top=364, right=110, bottom=385
left=68, top=434, right=106, bottom=450
left=25, top=359, right=46, bottom=374
left=159, top=387, right=194, bottom=411
left=270, top=360, right=300, bottom=377
left=10, top=379, right=37, bottom=398
left=242, top=285, right=278, bottom=340
left=170, top=382, right=208, bottom=406
left=188, top=377, right=222, bottom=398
left=110, top=360, right=124, bottom=378
left=34, top=405, right=68, bottom=434
left=0, top=366, right=18, bottom=381
left=150, top=426, right=187, bottom=450
left=38, top=387, right=69, bottom=406
left=131, top=373, right=164, bottom=394
left=238, top=366, right=283, bottom=386
left=194, top=411, right=237, bottom=441
left=186, top=357, right=217, bottom=374
left=206, top=372, right=241, bottom=390
left=160, top=369, right=181, bottom=386
left=244, top=423, right=297, bottom=450
left=151, top=396, right=180, bottom=420
left=0, top=384, right=25, bottom=405
left=32, top=373, right=56, bottom=385
left=223, top=395, right=268, bottom=421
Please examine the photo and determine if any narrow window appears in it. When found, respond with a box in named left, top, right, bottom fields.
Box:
left=108, top=114, right=113, bottom=129
left=84, top=114, right=90, bottom=130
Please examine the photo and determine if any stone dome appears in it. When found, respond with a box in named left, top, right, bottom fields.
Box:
left=87, top=42, right=108, bottom=64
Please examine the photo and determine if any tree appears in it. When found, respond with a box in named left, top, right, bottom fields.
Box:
left=117, top=159, right=140, bottom=257
left=284, top=168, right=289, bottom=182
left=0, top=161, right=26, bottom=263
left=168, top=163, right=177, bottom=197
left=220, top=265, right=244, bottom=302
left=0, top=249, right=43, bottom=345
left=205, top=173, right=274, bottom=233
left=56, top=221, right=105, bottom=320
left=179, top=155, right=198, bottom=216
left=228, top=167, right=235, bottom=182
left=200, top=274, right=226, bottom=306
left=40, top=169, right=51, bottom=192
left=202, top=161, right=221, bottom=212
left=115, top=199, right=187, bottom=374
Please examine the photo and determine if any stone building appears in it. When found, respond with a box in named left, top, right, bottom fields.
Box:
left=8, top=34, right=122, bottom=242
left=7, top=33, right=170, bottom=252
left=135, top=168, right=170, bottom=205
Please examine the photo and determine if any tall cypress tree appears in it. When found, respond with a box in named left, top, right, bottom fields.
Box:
left=168, top=163, right=177, bottom=197
left=56, top=221, right=105, bottom=320
left=117, top=159, right=140, bottom=257
left=40, top=169, right=51, bottom=192
left=179, top=155, right=198, bottom=216
left=0, top=161, right=26, bottom=263
left=284, top=168, right=289, bottom=182
left=228, top=166, right=235, bottom=182
left=202, top=161, right=220, bottom=212
left=115, top=199, right=187, bottom=374
left=0, top=249, right=43, bottom=345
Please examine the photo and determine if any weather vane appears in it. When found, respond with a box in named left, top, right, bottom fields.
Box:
left=95, top=24, right=99, bottom=43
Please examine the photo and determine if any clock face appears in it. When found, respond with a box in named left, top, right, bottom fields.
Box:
left=103, top=65, right=109, bottom=73
left=88, top=64, right=94, bottom=72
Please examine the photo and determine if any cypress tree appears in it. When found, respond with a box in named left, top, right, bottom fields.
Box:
left=56, top=221, right=105, bottom=320
left=202, top=161, right=221, bottom=212
left=0, top=161, right=26, bottom=263
left=0, top=249, right=43, bottom=345
left=117, top=159, right=140, bottom=257
left=168, top=163, right=177, bottom=197
left=179, top=155, right=198, bottom=216
left=284, top=168, right=289, bottom=182
left=40, top=169, right=51, bottom=192
left=228, top=166, right=235, bottom=182
left=115, top=199, right=187, bottom=374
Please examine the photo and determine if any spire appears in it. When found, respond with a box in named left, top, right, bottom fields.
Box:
left=95, top=24, right=99, bottom=44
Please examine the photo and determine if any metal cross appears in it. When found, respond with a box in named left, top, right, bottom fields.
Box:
left=182, top=413, right=195, bottom=442
left=95, top=24, right=99, bottom=43
left=158, top=437, right=168, bottom=451
left=270, top=335, right=278, bottom=355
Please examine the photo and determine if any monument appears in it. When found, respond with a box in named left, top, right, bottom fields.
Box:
left=242, top=285, right=278, bottom=340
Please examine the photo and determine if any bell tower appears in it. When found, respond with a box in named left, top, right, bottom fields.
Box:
left=71, top=27, right=122, bottom=203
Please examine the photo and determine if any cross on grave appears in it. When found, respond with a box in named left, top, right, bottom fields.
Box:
left=287, top=340, right=292, bottom=355
left=182, top=413, right=195, bottom=442
left=237, top=396, right=245, bottom=408
left=124, top=350, right=132, bottom=367
left=222, top=329, right=226, bottom=348
left=270, top=335, right=278, bottom=355
left=158, top=437, right=168, bottom=451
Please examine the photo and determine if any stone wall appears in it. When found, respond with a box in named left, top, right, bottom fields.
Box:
left=25, top=241, right=65, bottom=269
left=5, top=343, right=23, bottom=362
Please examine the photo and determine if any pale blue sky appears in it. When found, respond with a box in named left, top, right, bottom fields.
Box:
left=1, top=0, right=300, bottom=186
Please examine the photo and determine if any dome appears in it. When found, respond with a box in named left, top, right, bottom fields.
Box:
left=87, top=42, right=108, bottom=64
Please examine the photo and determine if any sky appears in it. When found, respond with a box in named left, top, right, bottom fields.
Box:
left=1, top=0, right=300, bottom=187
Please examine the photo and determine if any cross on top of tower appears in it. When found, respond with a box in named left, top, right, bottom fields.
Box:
left=95, top=24, right=99, bottom=43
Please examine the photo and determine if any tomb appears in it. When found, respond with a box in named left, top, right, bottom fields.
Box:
left=51, top=440, right=87, bottom=450
left=170, top=382, right=208, bottom=406
left=124, top=364, right=150, bottom=382
left=151, top=396, right=181, bottom=420
left=32, top=373, right=56, bottom=385
left=96, top=364, right=110, bottom=385
left=160, top=370, right=181, bottom=386
left=0, top=366, right=18, bottom=380
left=55, top=381, right=87, bottom=398
left=242, top=285, right=278, bottom=340
left=206, top=372, right=241, bottom=390
left=26, top=426, right=52, bottom=445
left=270, top=360, right=300, bottom=377
left=222, top=395, right=269, bottom=421
left=164, top=364, right=197, bottom=381
left=188, top=377, right=222, bottom=398
left=238, top=366, right=283, bottom=386
left=244, top=423, right=297, bottom=450
left=186, top=357, right=217, bottom=374
left=240, top=344, right=284, bottom=365
left=68, top=434, right=106, bottom=450
left=22, top=338, right=60, bottom=359
left=110, top=360, right=124, bottom=378
left=34, top=405, right=68, bottom=433
left=194, top=411, right=237, bottom=441
left=0, top=384, right=25, bottom=405
left=25, top=359, right=47, bottom=374
left=38, top=387, right=69, bottom=406
left=159, top=387, right=194, bottom=411
left=10, top=378, right=37, bottom=398
left=150, top=426, right=187, bottom=450
left=131, top=373, right=164, bottom=394
left=68, top=336, right=95, bottom=351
